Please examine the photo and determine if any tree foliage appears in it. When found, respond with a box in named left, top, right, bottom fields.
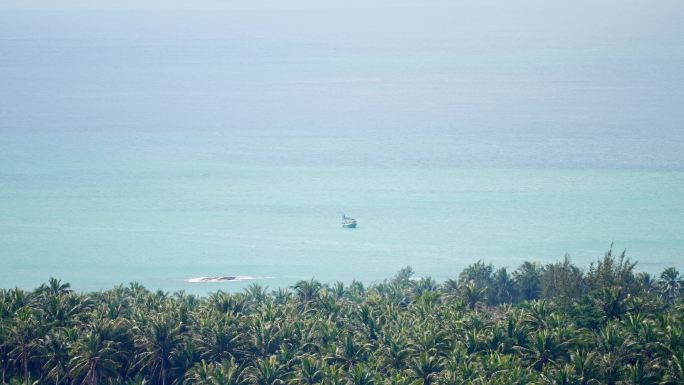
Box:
left=0, top=252, right=683, bottom=385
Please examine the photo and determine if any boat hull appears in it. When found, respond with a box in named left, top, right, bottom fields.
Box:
left=342, top=223, right=357, bottom=228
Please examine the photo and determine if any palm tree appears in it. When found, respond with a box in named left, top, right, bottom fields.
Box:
left=407, top=352, right=442, bottom=385
left=459, top=281, right=487, bottom=310
left=438, top=356, right=481, bottom=385
left=524, top=300, right=551, bottom=330
left=292, top=355, right=323, bottom=385
left=502, top=310, right=530, bottom=353
left=409, top=278, right=438, bottom=300
left=3, top=259, right=684, bottom=385
left=441, top=279, right=459, bottom=303
left=8, top=307, right=42, bottom=385
left=459, top=261, right=494, bottom=289
left=329, top=332, right=367, bottom=369
left=4, top=288, right=29, bottom=313
left=635, top=272, right=657, bottom=294
left=245, top=356, right=285, bottom=385
left=377, top=335, right=410, bottom=371
left=42, top=278, right=72, bottom=298
left=492, top=268, right=516, bottom=304
left=132, top=315, right=184, bottom=385
left=245, top=284, right=268, bottom=305
left=0, top=314, right=12, bottom=385
left=408, top=327, right=450, bottom=357
left=40, top=331, right=71, bottom=385
left=321, top=364, right=345, bottom=385
left=329, top=282, right=346, bottom=299
left=594, top=322, right=636, bottom=366
left=347, top=364, right=374, bottom=385
left=194, top=313, right=242, bottom=362
left=516, top=329, right=573, bottom=371
left=185, top=359, right=245, bottom=385
left=661, top=351, right=684, bottom=385
left=595, top=287, right=628, bottom=320
left=246, top=317, right=284, bottom=360
left=68, top=331, right=122, bottom=385
left=382, top=373, right=418, bottom=385
left=658, top=267, right=683, bottom=303
left=184, top=360, right=213, bottom=385
left=43, top=294, right=88, bottom=328
left=623, top=360, right=657, bottom=385
left=567, top=350, right=601, bottom=385
left=292, top=280, right=322, bottom=304
left=272, top=289, right=292, bottom=305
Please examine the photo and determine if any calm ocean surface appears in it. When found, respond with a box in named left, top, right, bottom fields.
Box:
left=1, top=0, right=683, bottom=293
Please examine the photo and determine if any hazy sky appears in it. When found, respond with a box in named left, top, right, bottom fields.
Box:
left=1, top=0, right=683, bottom=160
left=3, top=0, right=683, bottom=45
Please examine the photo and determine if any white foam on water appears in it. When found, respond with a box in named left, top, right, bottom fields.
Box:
left=187, top=276, right=258, bottom=283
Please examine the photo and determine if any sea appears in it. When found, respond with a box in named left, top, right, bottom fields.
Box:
left=1, top=0, right=683, bottom=294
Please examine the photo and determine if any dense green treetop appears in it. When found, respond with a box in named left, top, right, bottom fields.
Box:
left=1, top=248, right=683, bottom=385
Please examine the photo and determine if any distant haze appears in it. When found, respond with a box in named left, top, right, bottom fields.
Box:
left=1, top=0, right=683, bottom=292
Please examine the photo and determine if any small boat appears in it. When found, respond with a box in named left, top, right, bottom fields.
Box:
left=342, top=214, right=357, bottom=228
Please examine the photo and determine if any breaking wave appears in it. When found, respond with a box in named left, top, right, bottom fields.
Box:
left=187, top=276, right=257, bottom=283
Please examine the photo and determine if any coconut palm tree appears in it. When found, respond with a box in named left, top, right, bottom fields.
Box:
left=132, top=315, right=184, bottom=385
left=516, top=329, right=573, bottom=371
left=0, top=310, right=13, bottom=385
left=185, top=358, right=245, bottom=385
left=492, top=268, right=516, bottom=305
left=245, top=356, right=285, bottom=385
left=407, top=352, right=442, bottom=385
left=0, top=255, right=683, bottom=385
left=459, top=281, right=487, bottom=310
left=292, top=355, right=323, bottom=385
left=658, top=268, right=683, bottom=303
left=246, top=317, right=285, bottom=360
left=41, top=278, right=72, bottom=298
left=245, top=285, right=268, bottom=305
left=623, top=360, right=657, bottom=385
left=320, top=363, right=345, bottom=385
left=346, top=364, right=374, bottom=385
left=8, top=307, right=42, bottom=385
left=377, top=335, right=410, bottom=371
left=68, top=331, right=122, bottom=385
left=329, top=332, right=368, bottom=369
left=660, top=351, right=684, bottom=385
left=194, top=313, right=243, bottom=362
left=566, top=350, right=601, bottom=385
left=292, top=280, right=322, bottom=305
left=595, top=287, right=628, bottom=320
left=441, top=279, right=460, bottom=303
left=39, top=331, right=71, bottom=385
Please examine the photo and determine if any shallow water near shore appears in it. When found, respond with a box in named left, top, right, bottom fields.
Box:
left=1, top=0, right=683, bottom=294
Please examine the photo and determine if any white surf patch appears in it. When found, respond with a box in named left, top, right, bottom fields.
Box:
left=187, top=276, right=258, bottom=283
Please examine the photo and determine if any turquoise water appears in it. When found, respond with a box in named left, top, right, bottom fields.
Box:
left=1, top=130, right=683, bottom=293
left=1, top=0, right=683, bottom=293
